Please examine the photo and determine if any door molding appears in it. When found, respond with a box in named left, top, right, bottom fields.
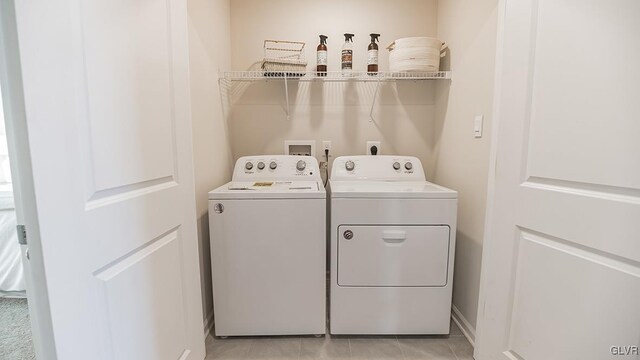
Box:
left=474, top=0, right=511, bottom=358
left=0, top=1, right=56, bottom=358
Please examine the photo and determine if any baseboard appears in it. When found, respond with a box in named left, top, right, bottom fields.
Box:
left=203, top=310, right=214, bottom=338
left=452, top=304, right=476, bottom=347
left=203, top=305, right=472, bottom=343
left=0, top=290, right=27, bottom=298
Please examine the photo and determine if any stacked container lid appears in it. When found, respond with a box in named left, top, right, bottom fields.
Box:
left=387, top=37, right=446, bottom=73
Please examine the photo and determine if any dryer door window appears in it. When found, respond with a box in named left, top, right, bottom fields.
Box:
left=337, top=225, right=450, bottom=287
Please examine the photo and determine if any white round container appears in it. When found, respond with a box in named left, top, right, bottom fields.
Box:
left=393, top=37, right=444, bottom=50
left=388, top=37, right=445, bottom=73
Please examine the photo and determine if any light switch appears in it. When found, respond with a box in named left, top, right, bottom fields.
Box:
left=474, top=115, right=484, bottom=138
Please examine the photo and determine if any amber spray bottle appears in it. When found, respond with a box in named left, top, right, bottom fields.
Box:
left=317, top=35, right=328, bottom=76
left=368, top=33, right=380, bottom=75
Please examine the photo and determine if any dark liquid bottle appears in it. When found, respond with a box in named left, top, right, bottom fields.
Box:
left=317, top=35, right=328, bottom=76
left=368, top=33, right=380, bottom=75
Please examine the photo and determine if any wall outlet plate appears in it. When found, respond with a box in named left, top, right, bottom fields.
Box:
left=474, top=115, right=484, bottom=138
left=322, top=141, right=332, bottom=152
left=366, top=141, right=381, bottom=155
left=284, top=140, right=316, bottom=157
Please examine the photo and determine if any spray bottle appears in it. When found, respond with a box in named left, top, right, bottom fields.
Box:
left=317, top=35, right=328, bottom=76
left=368, top=33, right=380, bottom=75
left=342, top=33, right=354, bottom=75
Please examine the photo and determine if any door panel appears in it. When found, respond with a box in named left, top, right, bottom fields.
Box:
left=13, top=0, right=204, bottom=358
left=81, top=0, right=176, bottom=194
left=524, top=0, right=640, bottom=190
left=519, top=183, right=640, bottom=261
left=476, top=1, right=640, bottom=360
left=96, top=230, right=189, bottom=360
left=337, top=225, right=450, bottom=287
left=507, top=231, right=640, bottom=360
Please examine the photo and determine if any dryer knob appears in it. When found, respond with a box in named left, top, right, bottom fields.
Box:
left=393, top=162, right=401, bottom=170
left=269, top=161, right=278, bottom=170
left=404, top=162, right=413, bottom=170
left=257, top=162, right=265, bottom=170
left=296, top=160, right=306, bottom=171
left=245, top=162, right=253, bottom=170
left=345, top=160, right=355, bottom=171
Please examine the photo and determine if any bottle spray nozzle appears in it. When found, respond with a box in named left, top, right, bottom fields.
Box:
left=344, top=33, right=354, bottom=42
left=370, top=33, right=380, bottom=43
left=319, top=35, right=328, bottom=44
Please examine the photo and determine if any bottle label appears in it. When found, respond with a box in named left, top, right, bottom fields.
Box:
left=317, top=50, right=327, bottom=65
left=368, top=50, right=378, bottom=65
left=342, top=50, right=353, bottom=69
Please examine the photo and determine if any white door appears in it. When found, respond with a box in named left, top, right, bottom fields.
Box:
left=11, top=0, right=205, bottom=359
left=475, top=1, right=640, bottom=360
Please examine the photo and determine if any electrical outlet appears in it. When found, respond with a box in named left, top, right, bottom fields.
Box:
left=366, top=141, right=381, bottom=155
left=322, top=141, right=332, bottom=152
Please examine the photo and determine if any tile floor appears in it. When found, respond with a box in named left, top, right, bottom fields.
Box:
left=205, top=320, right=474, bottom=360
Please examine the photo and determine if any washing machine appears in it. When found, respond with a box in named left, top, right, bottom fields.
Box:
left=329, top=155, right=457, bottom=335
left=209, top=155, right=326, bottom=336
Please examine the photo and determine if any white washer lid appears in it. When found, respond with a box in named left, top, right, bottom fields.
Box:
left=329, top=180, right=457, bottom=199
left=209, top=181, right=326, bottom=200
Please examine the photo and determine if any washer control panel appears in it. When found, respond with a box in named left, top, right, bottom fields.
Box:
left=331, top=155, right=425, bottom=181
left=233, top=155, right=321, bottom=181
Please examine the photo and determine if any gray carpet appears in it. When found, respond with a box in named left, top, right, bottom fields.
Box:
left=0, top=298, right=35, bottom=360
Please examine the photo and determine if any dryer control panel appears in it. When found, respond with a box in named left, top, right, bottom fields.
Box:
left=331, top=155, right=426, bottom=181
left=233, top=155, right=322, bottom=181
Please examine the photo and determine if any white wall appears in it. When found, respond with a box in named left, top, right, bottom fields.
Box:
left=434, top=0, right=498, bottom=339
left=187, top=0, right=233, bottom=327
left=201, top=0, right=498, bottom=340
left=229, top=0, right=440, bottom=177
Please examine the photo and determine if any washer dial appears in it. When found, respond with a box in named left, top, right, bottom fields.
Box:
left=296, top=160, right=306, bottom=171
left=345, top=160, right=355, bottom=171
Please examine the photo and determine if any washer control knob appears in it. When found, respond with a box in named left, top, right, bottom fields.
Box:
left=404, top=162, right=413, bottom=170
left=345, top=160, right=355, bottom=171
left=343, top=230, right=353, bottom=240
left=257, top=162, right=265, bottom=170
left=393, top=162, right=401, bottom=170
left=296, top=160, right=306, bottom=171
left=269, top=161, right=278, bottom=170
left=245, top=162, right=253, bottom=170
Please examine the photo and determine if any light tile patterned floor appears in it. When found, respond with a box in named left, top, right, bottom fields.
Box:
left=205, top=320, right=474, bottom=360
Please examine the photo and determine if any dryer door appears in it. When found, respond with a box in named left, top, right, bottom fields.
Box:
left=337, top=225, right=450, bottom=287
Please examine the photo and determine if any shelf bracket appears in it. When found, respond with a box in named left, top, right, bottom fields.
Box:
left=283, top=73, right=290, bottom=120
left=369, top=77, right=382, bottom=122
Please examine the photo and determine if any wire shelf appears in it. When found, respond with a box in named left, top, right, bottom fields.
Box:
left=218, top=70, right=451, bottom=121
left=220, top=70, right=451, bottom=82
